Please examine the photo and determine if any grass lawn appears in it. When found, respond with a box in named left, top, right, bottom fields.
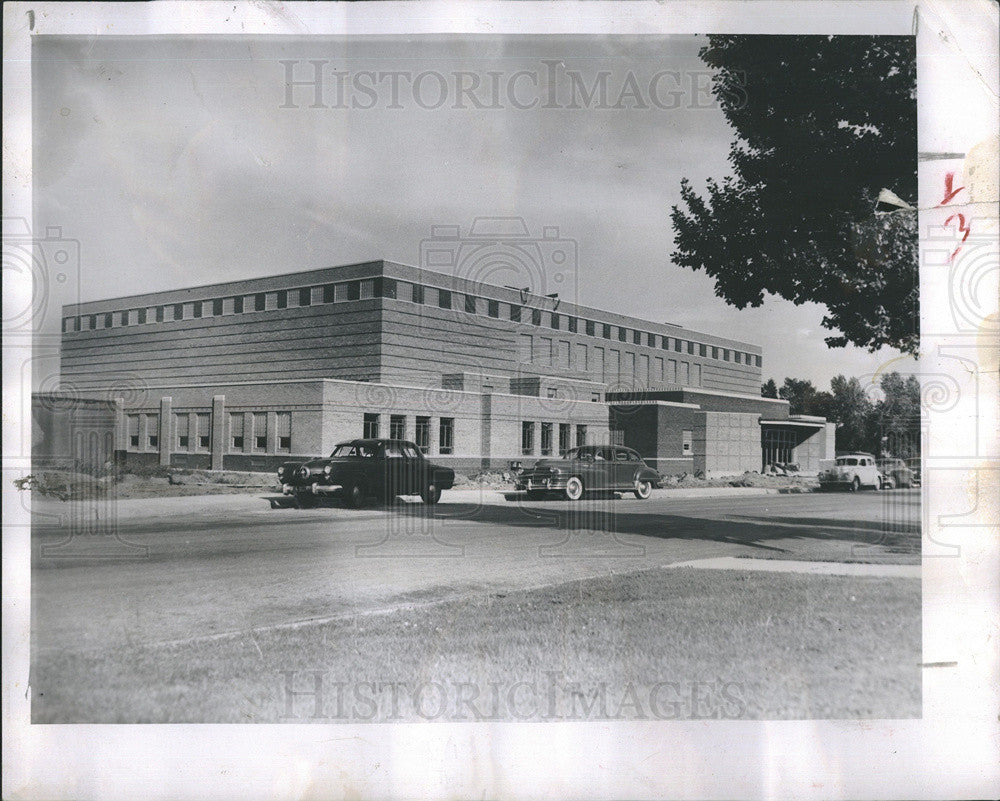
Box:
left=32, top=567, right=920, bottom=723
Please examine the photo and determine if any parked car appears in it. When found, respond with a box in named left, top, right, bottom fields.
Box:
left=877, top=458, right=915, bottom=489
left=905, top=457, right=921, bottom=486
left=277, top=438, right=455, bottom=507
left=818, top=453, right=882, bottom=491
left=515, top=444, right=663, bottom=501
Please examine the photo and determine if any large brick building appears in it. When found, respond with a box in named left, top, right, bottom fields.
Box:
left=54, top=259, right=834, bottom=476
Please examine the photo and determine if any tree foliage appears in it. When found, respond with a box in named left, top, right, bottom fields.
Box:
left=760, top=378, right=779, bottom=398
left=671, top=35, right=918, bottom=354
left=766, top=371, right=921, bottom=455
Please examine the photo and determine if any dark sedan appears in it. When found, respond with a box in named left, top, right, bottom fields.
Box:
left=277, top=439, right=455, bottom=507
left=515, top=444, right=663, bottom=501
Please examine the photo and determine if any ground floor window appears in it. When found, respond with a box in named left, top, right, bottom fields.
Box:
left=389, top=414, right=405, bottom=440
left=439, top=417, right=454, bottom=455
left=146, top=414, right=159, bottom=449
left=559, top=423, right=571, bottom=455
left=276, top=412, right=291, bottom=452
left=253, top=412, right=267, bottom=451
left=575, top=425, right=587, bottom=447
left=128, top=414, right=140, bottom=449
left=682, top=429, right=692, bottom=455
left=540, top=422, right=553, bottom=456
left=195, top=413, right=211, bottom=451
left=229, top=413, right=245, bottom=451
left=415, top=416, right=430, bottom=454
left=363, top=413, right=380, bottom=439
left=521, top=421, right=535, bottom=456
left=175, top=413, right=189, bottom=449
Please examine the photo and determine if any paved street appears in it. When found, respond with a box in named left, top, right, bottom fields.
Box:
left=32, top=488, right=920, bottom=657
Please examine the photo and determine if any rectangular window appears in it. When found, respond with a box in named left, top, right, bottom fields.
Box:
left=128, top=414, right=141, bottom=449
left=175, top=413, right=190, bottom=449
left=510, top=305, right=522, bottom=322
left=648, top=333, right=656, bottom=347
left=618, top=327, right=628, bottom=342
left=755, top=354, right=762, bottom=367
left=519, top=334, right=533, bottom=362
left=86, top=315, right=96, bottom=330
left=146, top=414, right=159, bottom=449
left=734, top=351, right=742, bottom=364
left=574, top=343, right=588, bottom=372
left=593, top=347, right=605, bottom=380
left=100, top=312, right=111, bottom=329
left=661, top=336, right=671, bottom=350
left=711, top=346, right=718, bottom=359
left=540, top=422, right=553, bottom=456
left=276, top=290, right=288, bottom=309
left=323, top=284, right=336, bottom=303
left=192, top=303, right=202, bottom=319
left=603, top=324, right=612, bottom=339
left=722, top=349, right=730, bottom=361
left=376, top=277, right=397, bottom=299
left=346, top=281, right=361, bottom=301
left=229, top=413, right=245, bottom=451
left=682, top=430, right=693, bottom=455
left=687, top=341, right=695, bottom=355
left=568, top=316, right=578, bottom=333
left=389, top=414, right=405, bottom=440
left=275, top=412, right=291, bottom=452
left=672, top=339, right=682, bottom=353
left=464, top=295, right=477, bottom=314
left=254, top=293, right=265, bottom=312
left=633, top=330, right=641, bottom=345
left=299, top=288, right=312, bottom=307
left=655, top=357, right=664, bottom=382
left=699, top=343, right=707, bottom=357
left=412, top=284, right=425, bottom=305
left=559, top=423, right=571, bottom=456
left=253, top=412, right=267, bottom=451
left=439, top=417, right=454, bottom=455
left=120, top=310, right=132, bottom=326
left=586, top=320, right=596, bottom=336
left=557, top=340, right=570, bottom=369
left=531, top=308, right=542, bottom=326
left=359, top=279, right=374, bottom=300
left=437, top=288, right=451, bottom=309
left=521, top=421, right=535, bottom=456
left=639, top=354, right=650, bottom=386
left=488, top=299, right=499, bottom=318
left=692, top=364, right=702, bottom=387
left=363, top=412, right=380, bottom=439
left=212, top=299, right=223, bottom=316
left=233, top=296, right=244, bottom=314
left=575, top=424, right=588, bottom=447
left=680, top=362, right=690, bottom=384
left=668, top=359, right=677, bottom=383
left=550, top=313, right=560, bottom=330
left=195, top=413, right=211, bottom=450
left=415, top=416, right=430, bottom=454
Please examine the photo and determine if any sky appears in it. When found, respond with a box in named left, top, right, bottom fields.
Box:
left=32, top=34, right=918, bottom=390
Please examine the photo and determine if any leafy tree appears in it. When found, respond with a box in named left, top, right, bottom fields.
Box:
left=827, top=374, right=872, bottom=453
left=671, top=35, right=918, bottom=354
left=874, top=372, right=921, bottom=457
left=761, top=378, right=778, bottom=398
left=778, top=377, right=830, bottom=416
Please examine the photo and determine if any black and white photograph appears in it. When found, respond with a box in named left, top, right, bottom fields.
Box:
left=3, top=1, right=998, bottom=799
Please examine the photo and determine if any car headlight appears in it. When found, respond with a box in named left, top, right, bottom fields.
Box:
left=323, top=464, right=332, bottom=476
left=277, top=466, right=285, bottom=477
left=296, top=466, right=310, bottom=480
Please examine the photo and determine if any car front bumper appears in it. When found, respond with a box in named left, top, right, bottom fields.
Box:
left=282, top=483, right=343, bottom=496
left=514, top=474, right=569, bottom=491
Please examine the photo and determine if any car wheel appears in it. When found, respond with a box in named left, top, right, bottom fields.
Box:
left=850, top=476, right=861, bottom=492
left=295, top=492, right=317, bottom=508
left=420, top=483, right=442, bottom=504
left=564, top=476, right=585, bottom=501
left=525, top=490, right=546, bottom=500
left=633, top=479, right=653, bottom=500
left=343, top=481, right=366, bottom=508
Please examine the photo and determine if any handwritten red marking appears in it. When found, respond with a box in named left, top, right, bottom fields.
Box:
left=944, top=213, right=970, bottom=261
left=939, top=172, right=965, bottom=206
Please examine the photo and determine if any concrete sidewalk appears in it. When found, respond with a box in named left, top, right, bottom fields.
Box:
left=667, top=556, right=921, bottom=578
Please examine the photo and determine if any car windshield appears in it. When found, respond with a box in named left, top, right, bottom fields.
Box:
left=837, top=457, right=859, bottom=466
left=331, top=443, right=377, bottom=458
left=564, top=447, right=610, bottom=462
